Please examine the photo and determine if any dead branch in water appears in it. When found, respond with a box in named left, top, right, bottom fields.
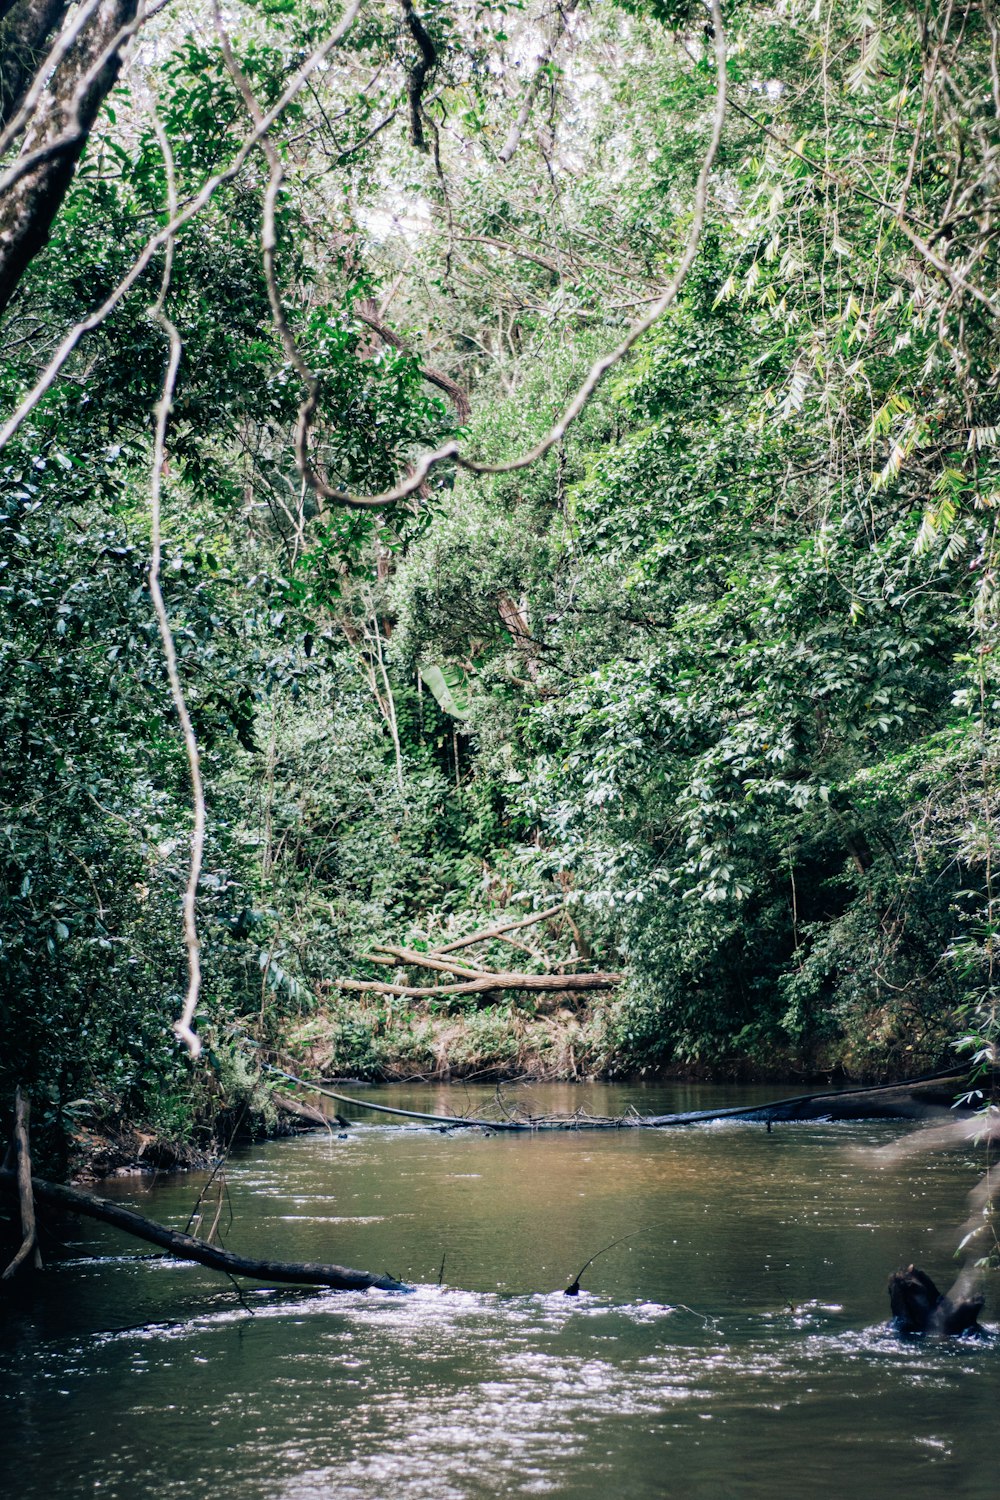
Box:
left=0, top=1170, right=407, bottom=1292
left=267, top=1065, right=973, bottom=1134
left=274, top=1094, right=334, bottom=1131
left=564, top=1228, right=645, bottom=1295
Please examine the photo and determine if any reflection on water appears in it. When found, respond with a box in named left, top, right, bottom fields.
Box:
left=1, top=1081, right=998, bottom=1499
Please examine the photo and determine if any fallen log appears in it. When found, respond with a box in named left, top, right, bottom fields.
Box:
left=888, top=1264, right=985, bottom=1337
left=334, top=970, right=622, bottom=1000
left=267, top=1067, right=531, bottom=1130
left=342, top=905, right=611, bottom=1001
left=0, top=1170, right=407, bottom=1292
left=639, top=1070, right=977, bottom=1127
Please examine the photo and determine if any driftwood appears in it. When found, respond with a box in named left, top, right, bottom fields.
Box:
left=268, top=1065, right=973, bottom=1132
left=0, top=1170, right=407, bottom=1292
left=888, top=1264, right=985, bottom=1337
left=334, top=903, right=621, bottom=1003
left=1, top=1087, right=42, bottom=1279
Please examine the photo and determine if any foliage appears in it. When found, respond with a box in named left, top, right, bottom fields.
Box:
left=4, top=0, right=1000, bottom=1169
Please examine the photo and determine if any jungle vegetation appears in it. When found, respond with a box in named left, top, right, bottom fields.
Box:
left=2, top=0, right=1000, bottom=1167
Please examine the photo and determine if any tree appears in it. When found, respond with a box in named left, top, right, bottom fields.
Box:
left=0, top=0, right=141, bottom=315
left=3, top=0, right=1000, bottom=1168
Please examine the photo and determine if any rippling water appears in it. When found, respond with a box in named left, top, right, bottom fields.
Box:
left=1, top=1081, right=997, bottom=1499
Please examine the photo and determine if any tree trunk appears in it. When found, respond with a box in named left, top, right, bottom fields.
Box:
left=0, top=0, right=141, bottom=318
left=1, top=1087, right=42, bottom=1278
left=0, top=0, right=70, bottom=135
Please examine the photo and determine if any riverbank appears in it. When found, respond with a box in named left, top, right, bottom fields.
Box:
left=281, top=987, right=954, bottom=1089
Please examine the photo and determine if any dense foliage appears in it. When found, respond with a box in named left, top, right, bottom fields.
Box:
left=2, top=0, right=1000, bottom=1164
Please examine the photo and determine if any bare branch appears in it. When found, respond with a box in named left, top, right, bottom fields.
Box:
left=895, top=214, right=1000, bottom=319
left=295, top=0, right=729, bottom=511
left=367, top=944, right=491, bottom=978
left=435, top=903, right=566, bottom=952
left=497, top=0, right=579, bottom=166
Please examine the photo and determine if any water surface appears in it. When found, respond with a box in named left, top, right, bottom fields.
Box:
left=1, top=1081, right=997, bottom=1498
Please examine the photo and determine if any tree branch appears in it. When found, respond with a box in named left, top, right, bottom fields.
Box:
left=400, top=0, right=436, bottom=152
left=367, top=944, right=490, bottom=978
left=497, top=0, right=579, bottom=166
left=355, top=300, right=471, bottom=421
left=434, top=904, right=567, bottom=952
left=285, top=0, right=729, bottom=510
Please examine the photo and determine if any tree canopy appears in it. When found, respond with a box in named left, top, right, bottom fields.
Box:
left=2, top=0, right=999, bottom=1164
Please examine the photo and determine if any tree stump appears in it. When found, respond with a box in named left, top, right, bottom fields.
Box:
left=888, top=1264, right=985, bottom=1337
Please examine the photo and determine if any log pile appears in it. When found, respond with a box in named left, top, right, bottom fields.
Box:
left=330, top=904, right=622, bottom=1003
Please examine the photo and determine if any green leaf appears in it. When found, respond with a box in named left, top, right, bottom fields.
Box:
left=420, top=663, right=470, bottom=718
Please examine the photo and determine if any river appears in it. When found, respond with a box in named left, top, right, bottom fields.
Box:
left=1, top=1081, right=997, bottom=1498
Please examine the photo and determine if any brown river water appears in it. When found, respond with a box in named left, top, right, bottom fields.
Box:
left=1, top=1080, right=998, bottom=1499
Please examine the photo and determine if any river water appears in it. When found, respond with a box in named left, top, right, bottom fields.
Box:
left=1, top=1081, right=998, bottom=1499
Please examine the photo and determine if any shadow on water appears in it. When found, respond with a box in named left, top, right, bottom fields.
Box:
left=1, top=1080, right=998, bottom=1500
